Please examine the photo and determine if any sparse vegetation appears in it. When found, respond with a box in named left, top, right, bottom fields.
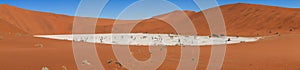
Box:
left=212, top=34, right=219, bottom=37
left=192, top=57, right=195, bottom=61
left=160, top=45, right=167, bottom=51
left=289, top=28, right=294, bottom=32
left=256, top=34, right=260, bottom=36
left=289, top=29, right=293, bottom=31
left=107, top=59, right=113, bottom=64
left=220, top=34, right=225, bottom=37
left=240, top=41, right=246, bottom=43
left=142, top=36, right=147, bottom=39
left=275, top=32, right=280, bottom=36
left=227, top=38, right=231, bottom=41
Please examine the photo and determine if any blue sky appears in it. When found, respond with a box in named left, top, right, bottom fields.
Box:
left=0, top=0, right=299, bottom=19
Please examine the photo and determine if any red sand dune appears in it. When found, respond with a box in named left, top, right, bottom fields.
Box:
left=1, top=3, right=300, bottom=36
left=0, top=3, right=300, bottom=70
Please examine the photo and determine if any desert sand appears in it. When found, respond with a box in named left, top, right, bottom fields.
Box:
left=0, top=3, right=300, bottom=70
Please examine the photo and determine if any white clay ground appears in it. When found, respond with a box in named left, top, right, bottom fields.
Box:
left=34, top=33, right=261, bottom=46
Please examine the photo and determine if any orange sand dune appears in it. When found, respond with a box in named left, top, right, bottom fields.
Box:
left=0, top=19, right=26, bottom=34
left=1, top=3, right=300, bottom=70
left=97, top=3, right=300, bottom=36
left=1, top=3, right=300, bottom=36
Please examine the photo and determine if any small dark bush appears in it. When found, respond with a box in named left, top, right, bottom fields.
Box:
left=107, top=59, right=113, bottom=64
left=220, top=34, right=225, bottom=36
left=290, top=28, right=294, bottom=31
left=212, top=34, right=219, bottom=37
left=227, top=38, right=231, bottom=41
left=115, top=61, right=122, bottom=67
left=275, top=32, right=281, bottom=36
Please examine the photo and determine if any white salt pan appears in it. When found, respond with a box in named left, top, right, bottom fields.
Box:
left=34, top=33, right=261, bottom=46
